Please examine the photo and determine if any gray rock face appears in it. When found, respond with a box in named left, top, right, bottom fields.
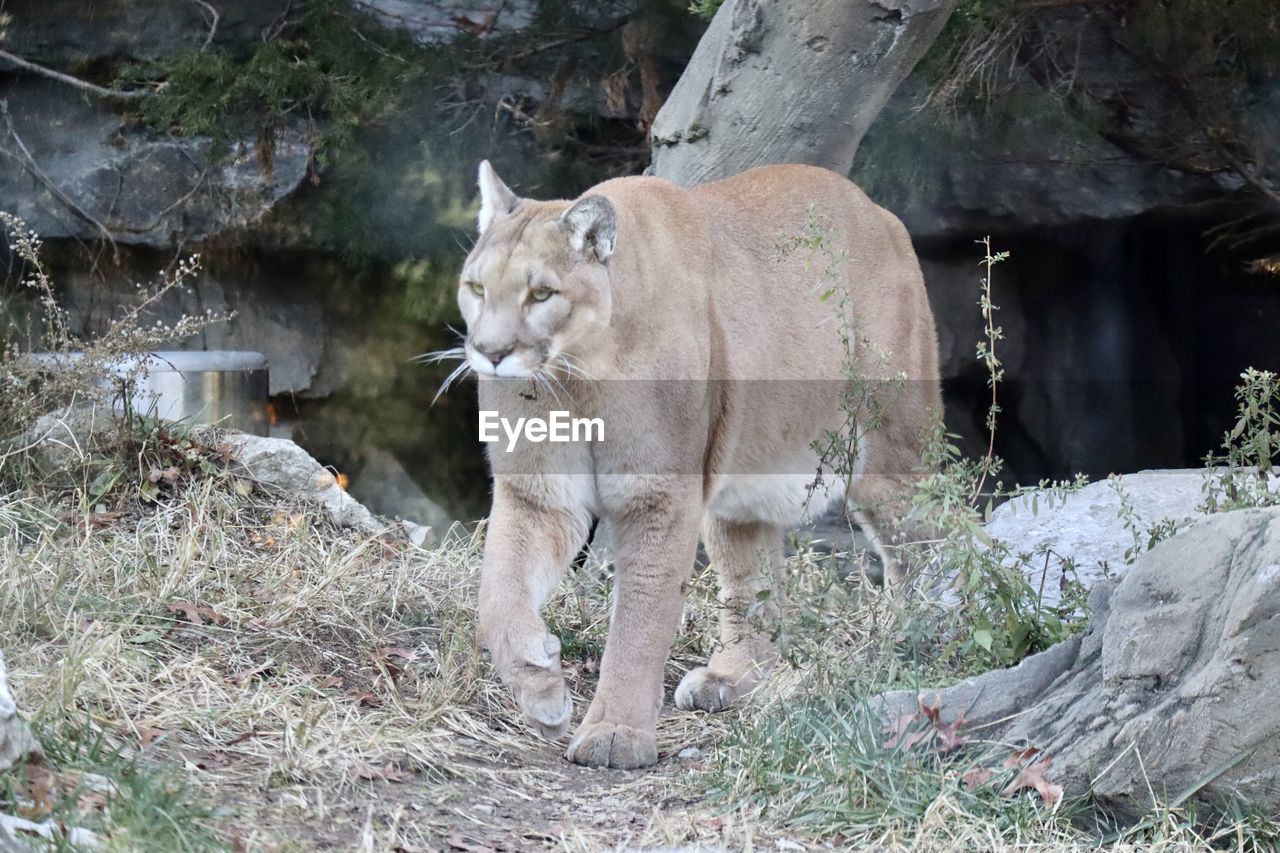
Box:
left=56, top=264, right=328, bottom=397
left=348, top=447, right=455, bottom=533
left=349, top=0, right=637, bottom=45
left=986, top=469, right=1213, bottom=605
left=349, top=0, right=538, bottom=43
left=0, top=81, right=309, bottom=247
left=0, top=650, right=42, bottom=773
left=858, top=8, right=1265, bottom=238
left=3, top=0, right=294, bottom=64
left=880, top=507, right=1280, bottom=821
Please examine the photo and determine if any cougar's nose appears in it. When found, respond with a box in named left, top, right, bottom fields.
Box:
left=476, top=345, right=512, bottom=367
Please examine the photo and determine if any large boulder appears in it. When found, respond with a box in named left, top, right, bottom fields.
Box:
left=986, top=469, right=1213, bottom=605
left=0, top=650, right=42, bottom=772
left=880, top=507, right=1280, bottom=821
left=0, top=80, right=309, bottom=247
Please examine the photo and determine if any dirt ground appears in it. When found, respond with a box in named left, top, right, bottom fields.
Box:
left=225, top=706, right=776, bottom=852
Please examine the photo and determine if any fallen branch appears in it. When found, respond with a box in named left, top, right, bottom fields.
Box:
left=189, top=0, right=221, bottom=52
left=0, top=48, right=148, bottom=101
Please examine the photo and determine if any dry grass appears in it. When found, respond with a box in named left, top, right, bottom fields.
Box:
left=2, top=438, right=1276, bottom=850
left=0, top=443, right=754, bottom=849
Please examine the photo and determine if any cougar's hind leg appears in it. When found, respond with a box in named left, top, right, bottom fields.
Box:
left=675, top=516, right=784, bottom=713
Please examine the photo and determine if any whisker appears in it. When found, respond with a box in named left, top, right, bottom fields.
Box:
left=534, top=370, right=566, bottom=407
left=432, top=360, right=472, bottom=405
left=545, top=370, right=571, bottom=403
left=412, top=346, right=467, bottom=365
left=553, top=353, right=597, bottom=382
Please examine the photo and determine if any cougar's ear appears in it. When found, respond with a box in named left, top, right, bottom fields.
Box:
left=477, top=160, right=520, bottom=235
left=559, top=195, right=616, bottom=263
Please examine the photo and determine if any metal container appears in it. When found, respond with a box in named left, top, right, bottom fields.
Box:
left=129, top=351, right=270, bottom=435
left=32, top=350, right=271, bottom=436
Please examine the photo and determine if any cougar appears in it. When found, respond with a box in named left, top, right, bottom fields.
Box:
left=446, top=160, right=940, bottom=768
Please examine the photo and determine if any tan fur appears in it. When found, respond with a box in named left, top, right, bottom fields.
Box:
left=458, top=163, right=940, bottom=768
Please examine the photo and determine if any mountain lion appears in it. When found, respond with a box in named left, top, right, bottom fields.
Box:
left=451, top=161, right=940, bottom=768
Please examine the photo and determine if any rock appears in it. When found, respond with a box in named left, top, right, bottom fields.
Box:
left=350, top=0, right=643, bottom=46
left=0, top=650, right=42, bottom=773
left=215, top=432, right=435, bottom=544
left=348, top=448, right=454, bottom=534
left=56, top=264, right=329, bottom=397
left=791, top=503, right=882, bottom=583
left=1, top=813, right=99, bottom=850
left=0, top=80, right=310, bottom=247
left=350, top=0, right=539, bottom=44
left=3, top=0, right=295, bottom=64
left=986, top=470, right=1214, bottom=606
left=217, top=433, right=380, bottom=531
left=25, top=403, right=118, bottom=485
left=879, top=507, right=1280, bottom=822
left=856, top=7, right=1264, bottom=239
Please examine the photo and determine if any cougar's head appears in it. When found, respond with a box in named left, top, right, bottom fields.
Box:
left=457, top=161, right=615, bottom=379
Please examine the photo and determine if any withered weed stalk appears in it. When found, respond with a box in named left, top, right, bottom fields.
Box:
left=1, top=212, right=227, bottom=500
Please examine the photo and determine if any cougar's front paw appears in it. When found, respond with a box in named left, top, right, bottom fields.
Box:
left=491, top=631, right=573, bottom=740
left=511, top=661, right=573, bottom=740
left=565, top=721, right=657, bottom=769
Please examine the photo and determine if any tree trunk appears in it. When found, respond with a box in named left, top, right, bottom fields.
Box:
left=649, top=0, right=958, bottom=186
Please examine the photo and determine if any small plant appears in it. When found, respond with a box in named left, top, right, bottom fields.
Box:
left=903, top=239, right=1087, bottom=670
left=1, top=213, right=230, bottom=509
left=0, top=717, right=227, bottom=851
left=777, top=207, right=904, bottom=516
left=688, top=0, right=725, bottom=20
left=1202, top=368, right=1280, bottom=512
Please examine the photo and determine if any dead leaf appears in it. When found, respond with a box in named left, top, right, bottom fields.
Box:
left=224, top=730, right=258, bottom=747
left=148, top=466, right=181, bottom=483
left=76, top=789, right=108, bottom=813
left=189, top=749, right=231, bottom=770
left=1001, top=749, right=1063, bottom=806
left=166, top=601, right=226, bottom=626
left=349, top=691, right=382, bottom=708
left=446, top=830, right=498, bottom=852
left=882, top=711, right=920, bottom=749
left=22, top=764, right=56, bottom=819
left=962, top=767, right=994, bottom=790
left=372, top=646, right=417, bottom=663
left=137, top=726, right=165, bottom=751
left=452, top=12, right=496, bottom=36
left=935, top=710, right=970, bottom=754
left=315, top=674, right=343, bottom=689
left=1004, top=746, right=1041, bottom=768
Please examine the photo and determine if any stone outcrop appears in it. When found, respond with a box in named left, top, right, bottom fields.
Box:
left=0, top=650, right=41, bottom=773
left=0, top=81, right=310, bottom=248
left=216, top=432, right=434, bottom=545
left=879, top=507, right=1280, bottom=822
left=985, top=469, right=1214, bottom=606
left=858, top=8, right=1277, bottom=239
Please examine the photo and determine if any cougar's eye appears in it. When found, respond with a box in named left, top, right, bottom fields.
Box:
left=466, top=281, right=484, bottom=298
left=530, top=286, right=555, bottom=302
